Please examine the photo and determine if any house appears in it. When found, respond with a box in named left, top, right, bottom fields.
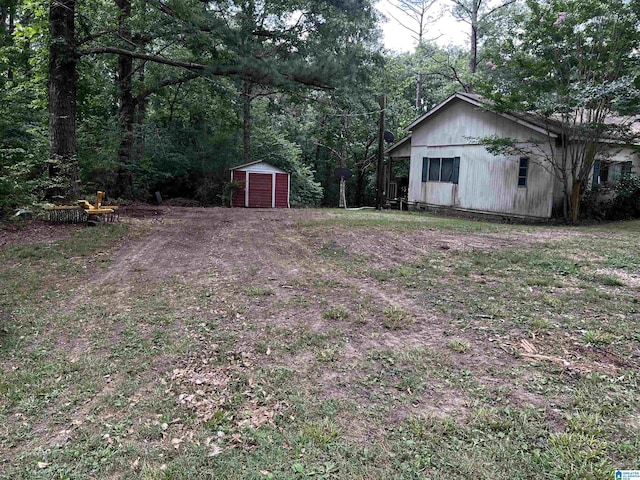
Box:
left=387, top=92, right=639, bottom=219
left=230, top=161, right=290, bottom=208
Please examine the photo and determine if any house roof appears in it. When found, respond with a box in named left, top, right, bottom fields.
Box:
left=229, top=160, right=287, bottom=173
left=405, top=92, right=560, bottom=139
left=384, top=133, right=412, bottom=156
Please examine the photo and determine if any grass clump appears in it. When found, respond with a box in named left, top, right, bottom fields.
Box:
left=243, top=286, right=274, bottom=297
left=323, top=305, right=350, bottom=320
left=447, top=340, right=470, bottom=353
left=383, top=306, right=413, bottom=330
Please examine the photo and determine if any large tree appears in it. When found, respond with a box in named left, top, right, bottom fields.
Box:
left=47, top=0, right=379, bottom=199
left=449, top=0, right=517, bottom=89
left=479, top=0, right=640, bottom=221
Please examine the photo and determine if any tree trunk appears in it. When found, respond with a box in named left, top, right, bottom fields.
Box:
left=242, top=80, right=253, bottom=163
left=1, top=5, right=15, bottom=81
left=570, top=179, right=581, bottom=223
left=339, top=177, right=346, bottom=208
left=355, top=168, right=365, bottom=206
left=469, top=22, right=478, bottom=75
left=48, top=0, right=79, bottom=199
left=134, top=64, right=147, bottom=163
left=115, top=0, right=135, bottom=199
left=415, top=73, right=423, bottom=111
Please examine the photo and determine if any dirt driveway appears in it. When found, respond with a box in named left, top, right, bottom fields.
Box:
left=95, top=206, right=593, bottom=421
left=3, top=206, right=639, bottom=478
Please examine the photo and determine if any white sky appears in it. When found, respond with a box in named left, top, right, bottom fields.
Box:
left=376, top=0, right=469, bottom=52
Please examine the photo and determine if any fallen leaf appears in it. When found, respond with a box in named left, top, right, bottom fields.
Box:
left=208, top=444, right=222, bottom=457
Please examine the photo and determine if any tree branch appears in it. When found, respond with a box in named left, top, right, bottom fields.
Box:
left=78, top=46, right=334, bottom=90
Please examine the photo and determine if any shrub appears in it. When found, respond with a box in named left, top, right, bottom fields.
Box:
left=581, top=174, right=640, bottom=221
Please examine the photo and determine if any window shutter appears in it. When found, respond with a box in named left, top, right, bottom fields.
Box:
left=592, top=160, right=601, bottom=187
left=452, top=157, right=460, bottom=184
left=422, top=158, right=429, bottom=182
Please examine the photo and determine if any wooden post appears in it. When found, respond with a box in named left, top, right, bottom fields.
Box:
left=376, top=95, right=386, bottom=210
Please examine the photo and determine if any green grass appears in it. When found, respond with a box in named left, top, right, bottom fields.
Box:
left=382, top=306, right=413, bottom=330
left=298, top=209, right=513, bottom=233
left=1, top=213, right=639, bottom=479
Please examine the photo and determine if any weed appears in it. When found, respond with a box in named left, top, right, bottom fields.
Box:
left=315, top=344, right=341, bottom=363
left=592, top=274, right=626, bottom=287
left=447, top=340, right=470, bottom=353
left=382, top=306, right=413, bottom=330
left=243, top=286, right=274, bottom=297
left=529, top=318, right=552, bottom=333
left=323, top=305, right=350, bottom=320
left=300, top=419, right=341, bottom=446
left=583, top=330, right=616, bottom=345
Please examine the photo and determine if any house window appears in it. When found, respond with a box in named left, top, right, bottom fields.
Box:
left=518, top=157, right=529, bottom=187
left=600, top=162, right=610, bottom=183
left=422, top=157, right=460, bottom=184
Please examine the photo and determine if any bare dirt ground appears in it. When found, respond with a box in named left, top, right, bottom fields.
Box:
left=4, top=206, right=639, bottom=478
left=0, top=220, right=84, bottom=248
left=93, top=207, right=592, bottom=423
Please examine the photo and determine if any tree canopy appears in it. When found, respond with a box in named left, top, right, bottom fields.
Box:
left=1, top=0, right=638, bottom=217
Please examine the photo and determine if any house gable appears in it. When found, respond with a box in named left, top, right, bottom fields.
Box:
left=230, top=160, right=287, bottom=174
left=410, top=95, right=553, bottom=148
left=407, top=93, right=559, bottom=139
left=385, top=133, right=412, bottom=158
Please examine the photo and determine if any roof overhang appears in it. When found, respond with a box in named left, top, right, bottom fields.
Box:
left=384, top=133, right=412, bottom=156
left=229, top=160, right=287, bottom=173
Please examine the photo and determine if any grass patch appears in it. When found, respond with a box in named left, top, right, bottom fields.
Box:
left=382, top=306, right=413, bottom=330
left=243, top=286, right=274, bottom=297
left=298, top=209, right=511, bottom=233
left=447, top=340, right=470, bottom=353
left=2, top=213, right=640, bottom=479
left=323, top=305, right=350, bottom=321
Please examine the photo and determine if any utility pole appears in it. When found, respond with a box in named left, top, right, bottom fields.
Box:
left=376, top=95, right=386, bottom=210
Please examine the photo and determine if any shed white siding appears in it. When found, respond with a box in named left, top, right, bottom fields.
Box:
left=408, top=98, right=555, bottom=218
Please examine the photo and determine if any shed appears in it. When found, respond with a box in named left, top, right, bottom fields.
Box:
left=230, top=161, right=290, bottom=208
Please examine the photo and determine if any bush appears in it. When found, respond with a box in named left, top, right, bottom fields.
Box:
left=607, top=174, right=640, bottom=219
left=581, top=174, right=640, bottom=221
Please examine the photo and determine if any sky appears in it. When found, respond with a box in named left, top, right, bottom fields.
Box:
left=376, top=0, right=469, bottom=52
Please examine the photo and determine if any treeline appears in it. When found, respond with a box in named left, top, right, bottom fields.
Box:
left=2, top=0, right=636, bottom=215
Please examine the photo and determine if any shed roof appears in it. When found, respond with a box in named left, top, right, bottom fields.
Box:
left=230, top=160, right=288, bottom=174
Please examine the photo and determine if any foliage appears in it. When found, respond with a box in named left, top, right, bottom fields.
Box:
left=252, top=115, right=323, bottom=206
left=0, top=0, right=49, bottom=215
left=581, top=174, right=640, bottom=220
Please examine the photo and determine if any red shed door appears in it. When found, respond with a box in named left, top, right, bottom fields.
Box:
left=275, top=173, right=289, bottom=208
left=248, top=173, right=273, bottom=207
left=232, top=170, right=246, bottom=207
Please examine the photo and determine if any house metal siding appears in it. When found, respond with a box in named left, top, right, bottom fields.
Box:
left=388, top=140, right=411, bottom=157
left=409, top=99, right=554, bottom=218
left=248, top=173, right=272, bottom=208
left=275, top=173, right=289, bottom=208
left=232, top=170, right=246, bottom=207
